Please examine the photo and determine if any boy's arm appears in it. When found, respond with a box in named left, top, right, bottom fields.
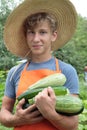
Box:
left=0, top=96, right=44, bottom=127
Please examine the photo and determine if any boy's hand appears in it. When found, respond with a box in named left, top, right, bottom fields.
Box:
left=34, top=87, right=56, bottom=119
left=14, top=98, right=44, bottom=126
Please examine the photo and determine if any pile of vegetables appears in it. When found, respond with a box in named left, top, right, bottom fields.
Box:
left=17, top=73, right=84, bottom=116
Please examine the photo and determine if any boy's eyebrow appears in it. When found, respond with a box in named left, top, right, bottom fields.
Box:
left=27, top=29, right=34, bottom=31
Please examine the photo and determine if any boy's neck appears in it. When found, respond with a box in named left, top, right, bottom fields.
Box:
left=31, top=54, right=52, bottom=63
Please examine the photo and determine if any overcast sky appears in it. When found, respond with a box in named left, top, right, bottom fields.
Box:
left=14, top=0, right=87, bottom=18
left=70, top=0, right=87, bottom=18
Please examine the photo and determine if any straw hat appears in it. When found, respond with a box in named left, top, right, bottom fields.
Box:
left=4, top=0, right=77, bottom=58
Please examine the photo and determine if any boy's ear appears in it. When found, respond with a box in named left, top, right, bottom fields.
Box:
left=51, top=31, right=58, bottom=42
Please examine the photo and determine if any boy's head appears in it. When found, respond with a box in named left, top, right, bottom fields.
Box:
left=4, top=0, right=77, bottom=58
left=23, top=12, right=58, bottom=35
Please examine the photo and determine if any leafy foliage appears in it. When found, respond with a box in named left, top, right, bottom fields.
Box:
left=0, top=0, right=18, bottom=70
left=53, top=15, right=87, bottom=74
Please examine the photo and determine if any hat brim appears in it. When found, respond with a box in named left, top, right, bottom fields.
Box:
left=4, top=0, right=77, bottom=58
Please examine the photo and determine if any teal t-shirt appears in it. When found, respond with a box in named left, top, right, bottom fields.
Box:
left=5, top=57, right=79, bottom=98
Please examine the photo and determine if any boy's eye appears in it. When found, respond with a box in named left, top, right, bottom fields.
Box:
left=40, top=31, right=47, bottom=35
left=40, top=29, right=47, bottom=35
left=27, top=30, right=34, bottom=34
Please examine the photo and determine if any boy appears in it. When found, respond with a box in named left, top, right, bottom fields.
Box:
left=0, top=0, right=79, bottom=130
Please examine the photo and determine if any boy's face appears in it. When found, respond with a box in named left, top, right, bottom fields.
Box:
left=26, top=20, right=57, bottom=57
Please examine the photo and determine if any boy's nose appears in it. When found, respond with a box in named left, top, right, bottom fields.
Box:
left=33, top=33, right=40, bottom=42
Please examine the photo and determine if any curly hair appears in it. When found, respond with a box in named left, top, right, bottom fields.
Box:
left=23, top=12, right=58, bottom=35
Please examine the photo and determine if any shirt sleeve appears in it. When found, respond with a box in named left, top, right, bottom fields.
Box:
left=63, top=64, right=79, bottom=94
left=4, top=66, right=17, bottom=99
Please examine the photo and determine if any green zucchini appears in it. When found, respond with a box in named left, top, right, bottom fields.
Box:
left=28, top=73, right=66, bottom=90
left=28, top=95, right=84, bottom=116
left=55, top=95, right=84, bottom=116
left=17, top=86, right=68, bottom=101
